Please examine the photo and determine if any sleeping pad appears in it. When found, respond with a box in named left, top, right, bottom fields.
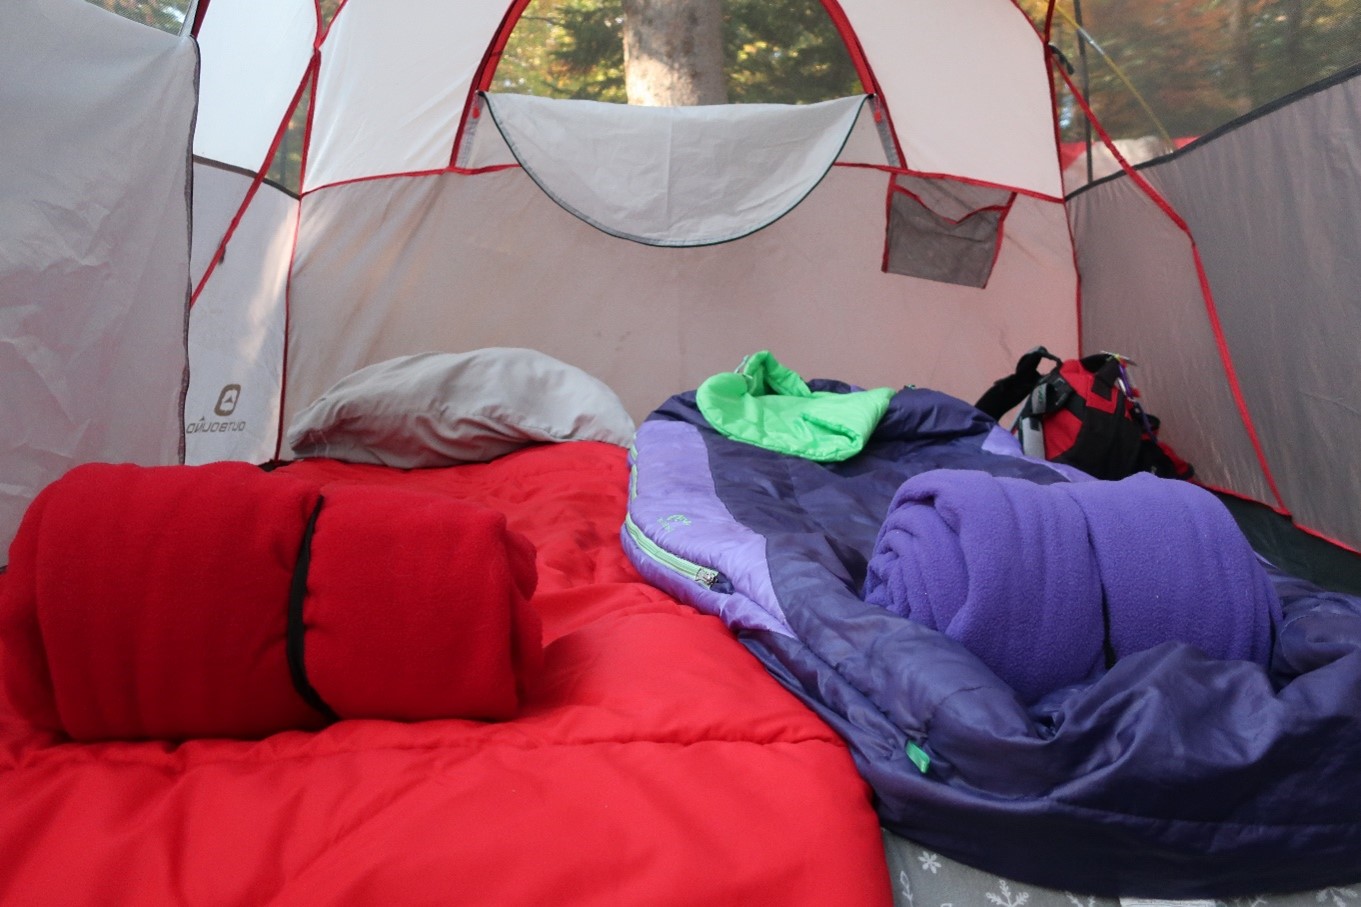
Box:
left=622, top=379, right=1361, bottom=897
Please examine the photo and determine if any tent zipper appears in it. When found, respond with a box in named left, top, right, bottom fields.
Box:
left=623, top=512, right=724, bottom=590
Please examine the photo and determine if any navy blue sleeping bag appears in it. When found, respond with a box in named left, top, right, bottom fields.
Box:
left=622, top=381, right=1361, bottom=897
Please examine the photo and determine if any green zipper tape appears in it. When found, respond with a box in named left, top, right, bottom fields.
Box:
left=623, top=512, right=719, bottom=588
left=906, top=741, right=931, bottom=774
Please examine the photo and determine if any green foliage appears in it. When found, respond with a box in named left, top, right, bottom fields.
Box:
left=724, top=0, right=863, bottom=103
left=496, top=2, right=627, bottom=102
left=83, top=0, right=187, bottom=33
left=1018, top=0, right=1361, bottom=142
left=495, top=0, right=863, bottom=104
left=265, top=83, right=311, bottom=195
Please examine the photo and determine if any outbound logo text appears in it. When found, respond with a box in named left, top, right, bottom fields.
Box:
left=188, top=384, right=248, bottom=434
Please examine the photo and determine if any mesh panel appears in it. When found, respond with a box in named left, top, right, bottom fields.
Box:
left=885, top=176, right=1013, bottom=288
left=1021, top=0, right=1361, bottom=191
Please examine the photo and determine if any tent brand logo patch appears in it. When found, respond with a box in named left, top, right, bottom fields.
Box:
left=214, top=384, right=241, bottom=416
left=188, top=384, right=248, bottom=436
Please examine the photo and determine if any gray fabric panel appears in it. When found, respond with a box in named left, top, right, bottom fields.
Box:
left=882, top=828, right=1361, bottom=906
left=1068, top=174, right=1276, bottom=509
left=1135, top=72, right=1361, bottom=553
left=0, top=0, right=196, bottom=555
left=189, top=162, right=254, bottom=286
left=885, top=176, right=1011, bottom=288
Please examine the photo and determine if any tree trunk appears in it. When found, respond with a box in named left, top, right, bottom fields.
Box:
left=1225, top=0, right=1257, bottom=115
left=1281, top=0, right=1304, bottom=72
left=621, top=0, right=728, bottom=106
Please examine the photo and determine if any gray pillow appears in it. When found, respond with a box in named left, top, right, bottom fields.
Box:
left=285, top=348, right=636, bottom=467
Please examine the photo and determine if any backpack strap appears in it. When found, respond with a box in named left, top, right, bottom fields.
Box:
left=1017, top=372, right=1072, bottom=459
left=974, top=346, right=1064, bottom=420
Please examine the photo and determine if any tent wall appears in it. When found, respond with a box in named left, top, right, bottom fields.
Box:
left=0, top=0, right=196, bottom=556
left=184, top=171, right=296, bottom=465
left=172, top=0, right=1080, bottom=465
left=281, top=166, right=1077, bottom=434
left=1069, top=67, right=1361, bottom=552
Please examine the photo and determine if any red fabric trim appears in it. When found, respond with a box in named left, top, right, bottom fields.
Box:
left=981, top=193, right=1019, bottom=289
left=299, top=161, right=1058, bottom=199
left=1200, top=483, right=1361, bottom=555
left=1056, top=64, right=1288, bottom=513
left=1033, top=12, right=1086, bottom=354
left=272, top=64, right=322, bottom=460
left=1273, top=522, right=1361, bottom=558
left=449, top=0, right=535, bottom=169
left=888, top=182, right=1013, bottom=225
left=1197, top=481, right=1292, bottom=519
left=273, top=65, right=322, bottom=459
left=1283, top=525, right=1359, bottom=556
left=820, top=2, right=905, bottom=167
left=190, top=55, right=317, bottom=309
left=449, top=163, right=523, bottom=177
left=189, top=0, right=211, bottom=38
left=836, top=162, right=1064, bottom=204
left=474, top=0, right=536, bottom=95
left=295, top=58, right=320, bottom=194
left=300, top=167, right=453, bottom=198
left=879, top=172, right=894, bottom=273
left=317, top=0, right=349, bottom=47
left=272, top=163, right=308, bottom=462
left=1183, top=240, right=1287, bottom=511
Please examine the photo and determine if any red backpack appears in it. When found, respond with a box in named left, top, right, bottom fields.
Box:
left=975, top=347, right=1193, bottom=481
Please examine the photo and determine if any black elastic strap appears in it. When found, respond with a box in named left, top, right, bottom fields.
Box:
left=974, top=345, right=1063, bottom=420
left=287, top=496, right=339, bottom=723
left=1099, top=587, right=1118, bottom=670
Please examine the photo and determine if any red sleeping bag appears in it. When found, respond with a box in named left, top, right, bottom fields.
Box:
left=0, top=461, right=541, bottom=740
left=0, top=444, right=892, bottom=905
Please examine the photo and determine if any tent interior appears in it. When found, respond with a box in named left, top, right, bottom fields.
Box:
left=2, top=0, right=1360, bottom=902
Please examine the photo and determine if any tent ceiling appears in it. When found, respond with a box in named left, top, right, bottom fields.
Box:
left=305, top=0, right=507, bottom=191
left=222, top=0, right=1070, bottom=198
left=838, top=0, right=1063, bottom=198
left=193, top=0, right=315, bottom=172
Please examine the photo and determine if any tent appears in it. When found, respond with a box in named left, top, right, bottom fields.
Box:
left=4, top=0, right=1361, bottom=900
left=2, top=0, right=1358, bottom=566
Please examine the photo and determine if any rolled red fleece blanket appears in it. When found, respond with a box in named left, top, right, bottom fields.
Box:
left=0, top=462, right=541, bottom=740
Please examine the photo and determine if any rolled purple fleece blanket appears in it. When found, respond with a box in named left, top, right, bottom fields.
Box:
left=861, top=469, right=1282, bottom=703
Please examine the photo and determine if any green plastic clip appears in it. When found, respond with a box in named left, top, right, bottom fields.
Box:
left=905, top=741, right=931, bottom=774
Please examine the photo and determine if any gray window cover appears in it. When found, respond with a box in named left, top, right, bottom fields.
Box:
left=480, top=92, right=868, bottom=247
left=885, top=174, right=1014, bottom=288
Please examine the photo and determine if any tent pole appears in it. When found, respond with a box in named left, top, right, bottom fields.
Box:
left=1073, top=0, right=1094, bottom=184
